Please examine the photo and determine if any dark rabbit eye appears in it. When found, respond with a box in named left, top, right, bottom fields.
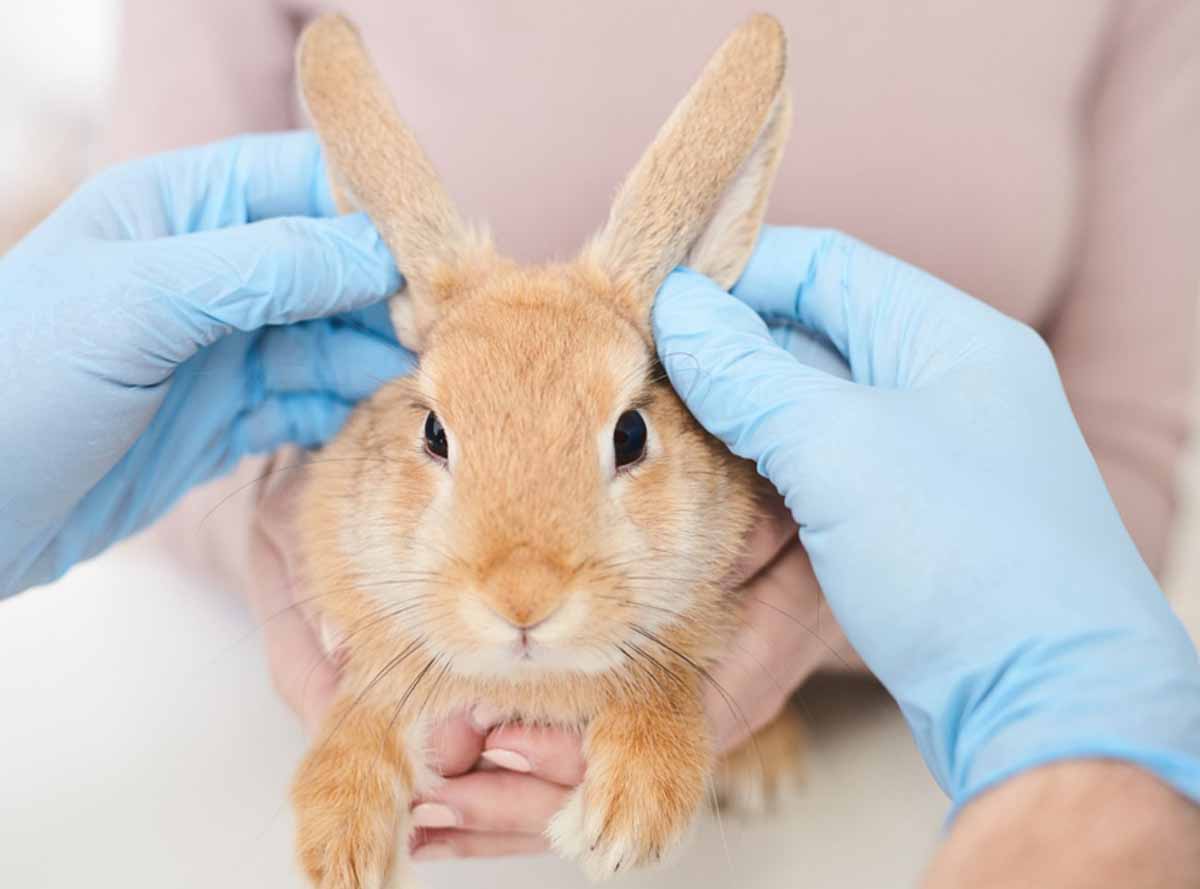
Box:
left=424, top=411, right=448, bottom=460
left=613, top=410, right=647, bottom=469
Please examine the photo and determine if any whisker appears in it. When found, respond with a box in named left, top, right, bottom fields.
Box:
left=388, top=655, right=440, bottom=735
left=416, top=657, right=454, bottom=723
left=617, top=643, right=677, bottom=702
left=196, top=455, right=407, bottom=529
left=747, top=595, right=852, bottom=671
left=630, top=624, right=762, bottom=769
left=320, top=636, right=427, bottom=747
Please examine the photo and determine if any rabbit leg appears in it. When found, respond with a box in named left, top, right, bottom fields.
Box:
left=712, top=705, right=806, bottom=814
left=548, top=687, right=710, bottom=880
left=292, top=695, right=426, bottom=889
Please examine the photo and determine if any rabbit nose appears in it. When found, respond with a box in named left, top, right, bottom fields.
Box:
left=499, top=610, right=554, bottom=633
left=479, top=548, right=570, bottom=630
left=487, top=596, right=565, bottom=634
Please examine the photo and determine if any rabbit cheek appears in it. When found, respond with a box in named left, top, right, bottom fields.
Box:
left=615, top=439, right=703, bottom=620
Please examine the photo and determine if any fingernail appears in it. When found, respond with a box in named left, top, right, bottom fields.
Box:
left=470, top=703, right=504, bottom=732
left=413, top=843, right=455, bottom=861
left=480, top=748, right=532, bottom=773
left=411, top=803, right=459, bottom=828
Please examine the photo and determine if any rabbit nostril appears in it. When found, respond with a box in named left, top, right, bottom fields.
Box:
left=502, top=610, right=554, bottom=633
left=484, top=598, right=564, bottom=637
left=478, top=549, right=572, bottom=636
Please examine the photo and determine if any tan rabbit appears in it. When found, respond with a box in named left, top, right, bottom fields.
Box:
left=292, top=12, right=804, bottom=887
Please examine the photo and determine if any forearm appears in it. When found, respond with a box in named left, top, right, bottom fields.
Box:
left=923, top=761, right=1200, bottom=889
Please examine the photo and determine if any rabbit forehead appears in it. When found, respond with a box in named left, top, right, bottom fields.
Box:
left=420, top=271, right=653, bottom=437
left=412, top=301, right=654, bottom=561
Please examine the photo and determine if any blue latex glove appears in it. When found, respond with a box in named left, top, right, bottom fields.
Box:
left=653, top=226, right=1200, bottom=813
left=0, top=132, right=410, bottom=597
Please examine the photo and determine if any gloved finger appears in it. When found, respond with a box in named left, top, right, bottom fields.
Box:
left=235, top=393, right=353, bottom=455
left=413, top=770, right=571, bottom=835
left=424, top=713, right=487, bottom=778
left=256, top=321, right=414, bottom=400
left=412, top=829, right=550, bottom=861
left=129, top=212, right=401, bottom=364
left=338, top=299, right=400, bottom=342
left=705, top=543, right=832, bottom=753
left=653, top=270, right=871, bottom=499
left=733, top=227, right=994, bottom=386
left=144, top=132, right=341, bottom=231
left=481, top=723, right=588, bottom=787
left=766, top=321, right=851, bottom=381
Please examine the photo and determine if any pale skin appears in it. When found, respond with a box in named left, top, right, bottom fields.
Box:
left=924, top=761, right=1200, bottom=889
left=246, top=453, right=1200, bottom=884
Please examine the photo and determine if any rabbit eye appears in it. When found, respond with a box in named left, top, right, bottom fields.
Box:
left=424, top=411, right=448, bottom=461
left=613, top=410, right=647, bottom=469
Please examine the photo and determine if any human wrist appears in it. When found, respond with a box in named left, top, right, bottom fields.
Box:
left=924, top=760, right=1200, bottom=889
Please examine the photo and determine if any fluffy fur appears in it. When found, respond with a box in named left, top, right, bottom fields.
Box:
left=292, top=13, right=803, bottom=887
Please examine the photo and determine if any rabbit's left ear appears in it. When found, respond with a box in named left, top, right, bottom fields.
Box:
left=583, top=14, right=791, bottom=312
left=297, top=14, right=492, bottom=350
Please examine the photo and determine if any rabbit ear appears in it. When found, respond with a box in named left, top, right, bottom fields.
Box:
left=583, top=14, right=790, bottom=311
left=297, top=14, right=491, bottom=349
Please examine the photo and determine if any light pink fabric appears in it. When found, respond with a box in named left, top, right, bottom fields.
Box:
left=108, top=0, right=1200, bottom=574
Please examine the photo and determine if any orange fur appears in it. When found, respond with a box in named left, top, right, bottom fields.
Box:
left=292, top=13, right=802, bottom=887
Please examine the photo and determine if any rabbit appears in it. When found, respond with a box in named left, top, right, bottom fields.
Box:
left=291, top=12, right=805, bottom=887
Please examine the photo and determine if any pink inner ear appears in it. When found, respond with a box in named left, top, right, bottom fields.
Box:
left=389, top=295, right=423, bottom=352
left=682, top=89, right=792, bottom=291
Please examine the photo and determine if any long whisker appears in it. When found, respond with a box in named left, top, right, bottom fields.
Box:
left=746, top=595, right=852, bottom=671
left=630, top=624, right=761, bottom=766
left=619, top=642, right=682, bottom=702
left=319, top=636, right=426, bottom=747
left=388, top=655, right=440, bottom=735
left=197, top=455, right=408, bottom=529
left=416, top=657, right=454, bottom=723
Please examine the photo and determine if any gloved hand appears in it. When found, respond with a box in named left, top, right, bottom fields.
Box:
left=0, top=132, right=410, bottom=597
left=653, top=226, right=1200, bottom=813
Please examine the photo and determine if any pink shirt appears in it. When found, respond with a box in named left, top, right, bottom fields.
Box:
left=109, top=0, right=1200, bottom=573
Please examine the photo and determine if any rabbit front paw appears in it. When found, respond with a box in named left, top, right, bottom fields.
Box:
left=292, top=708, right=415, bottom=889
left=293, top=761, right=405, bottom=889
left=295, top=828, right=393, bottom=889
left=547, top=731, right=707, bottom=880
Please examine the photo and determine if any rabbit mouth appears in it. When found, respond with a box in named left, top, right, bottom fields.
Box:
left=496, top=627, right=579, bottom=670
left=448, top=632, right=627, bottom=679
left=512, top=628, right=540, bottom=661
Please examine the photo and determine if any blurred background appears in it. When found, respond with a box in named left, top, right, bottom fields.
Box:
left=0, top=2, right=1197, bottom=887
left=0, top=0, right=112, bottom=249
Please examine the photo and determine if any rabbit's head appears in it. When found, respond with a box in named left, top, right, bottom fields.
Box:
left=297, top=15, right=790, bottom=684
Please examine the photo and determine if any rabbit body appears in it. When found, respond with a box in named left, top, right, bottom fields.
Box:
left=292, top=13, right=805, bottom=887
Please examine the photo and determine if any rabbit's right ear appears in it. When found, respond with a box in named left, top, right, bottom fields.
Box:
left=297, top=14, right=490, bottom=349
left=583, top=14, right=790, bottom=323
